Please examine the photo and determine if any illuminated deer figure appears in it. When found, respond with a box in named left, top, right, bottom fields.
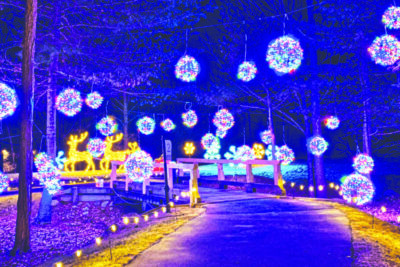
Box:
left=100, top=133, right=140, bottom=171
left=64, top=132, right=95, bottom=172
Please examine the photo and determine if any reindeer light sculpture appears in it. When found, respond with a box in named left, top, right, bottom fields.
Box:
left=64, top=132, right=96, bottom=172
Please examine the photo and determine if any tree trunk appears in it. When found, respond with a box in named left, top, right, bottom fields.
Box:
left=123, top=92, right=128, bottom=149
left=12, top=0, right=37, bottom=254
left=311, top=87, right=326, bottom=198
left=304, top=115, right=315, bottom=197
left=265, top=87, right=276, bottom=160
left=362, top=103, right=371, bottom=155
left=36, top=56, right=57, bottom=224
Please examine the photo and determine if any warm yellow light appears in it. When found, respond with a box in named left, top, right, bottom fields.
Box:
left=397, top=216, right=400, bottom=223
left=55, top=262, right=63, bottom=267
left=76, top=250, right=82, bottom=258
left=134, top=217, right=139, bottom=224
left=169, top=202, right=174, bottom=207
left=95, top=237, right=102, bottom=246
left=352, top=197, right=358, bottom=203
left=2, top=149, right=9, bottom=160
left=181, top=192, right=187, bottom=197
left=143, top=215, right=149, bottom=221
left=162, top=207, right=167, bottom=213
left=183, top=142, right=196, bottom=156
left=110, top=224, right=117, bottom=232
left=64, top=132, right=95, bottom=172
left=318, top=185, right=324, bottom=191
left=123, top=217, right=129, bottom=224
left=329, top=183, right=334, bottom=188
left=175, top=195, right=179, bottom=201
left=381, top=206, right=387, bottom=213
left=309, top=186, right=314, bottom=192
left=154, top=211, right=159, bottom=218
left=282, top=180, right=286, bottom=185
left=191, top=187, right=197, bottom=192
left=290, top=182, right=295, bottom=188
left=299, top=185, right=304, bottom=190
left=252, top=143, right=265, bottom=159
left=335, top=185, right=340, bottom=190
left=339, top=190, right=343, bottom=196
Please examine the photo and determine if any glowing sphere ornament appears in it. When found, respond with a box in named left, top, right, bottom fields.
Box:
left=260, top=130, right=273, bottom=145
left=308, top=136, right=328, bottom=156
left=368, top=34, right=400, bottom=66
left=175, top=55, right=200, bottom=82
left=266, top=35, right=303, bottom=75
left=201, top=133, right=218, bottom=150
left=213, top=109, right=235, bottom=131
left=325, top=116, right=340, bottom=130
left=0, top=172, right=9, bottom=193
left=182, top=110, right=198, bottom=128
left=161, top=118, right=176, bottom=132
left=34, top=153, right=61, bottom=195
left=87, top=138, right=106, bottom=158
left=216, top=129, right=227, bottom=139
left=382, top=6, right=400, bottom=29
left=125, top=150, right=154, bottom=182
left=353, top=154, right=374, bottom=174
left=265, top=145, right=280, bottom=160
left=137, top=116, right=156, bottom=135
left=85, top=91, right=104, bottom=109
left=341, top=173, right=375, bottom=206
left=55, top=88, right=83, bottom=117
left=204, top=139, right=221, bottom=160
left=0, top=82, right=18, bottom=119
left=276, top=145, right=295, bottom=165
left=96, top=116, right=118, bottom=136
left=237, top=61, right=258, bottom=82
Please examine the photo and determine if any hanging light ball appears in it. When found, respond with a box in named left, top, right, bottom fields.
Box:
left=34, top=153, right=61, bottom=195
left=276, top=145, right=295, bottom=165
left=237, top=61, right=258, bottom=82
left=0, top=172, right=9, bottom=193
left=213, top=108, right=235, bottom=131
left=266, top=35, right=303, bottom=75
left=353, top=154, right=374, bottom=174
left=125, top=150, right=154, bottom=182
left=182, top=110, right=198, bottom=128
left=308, top=136, right=329, bottom=156
left=382, top=6, right=400, bottom=29
left=96, top=116, right=118, bottom=136
left=368, top=34, right=400, bottom=66
left=341, top=173, right=375, bottom=206
left=216, top=128, right=227, bottom=139
left=55, top=88, right=83, bottom=117
left=236, top=145, right=256, bottom=161
left=87, top=138, right=106, bottom=158
left=85, top=91, right=104, bottom=109
left=201, top=133, right=218, bottom=150
left=161, top=118, right=176, bottom=132
left=137, top=116, right=156, bottom=135
left=260, top=130, right=274, bottom=145
left=325, top=116, right=340, bottom=130
left=0, top=82, right=18, bottom=119
left=175, top=55, right=200, bottom=82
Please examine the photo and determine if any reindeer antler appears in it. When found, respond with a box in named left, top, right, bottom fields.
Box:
left=106, top=133, right=123, bottom=143
left=76, top=132, right=88, bottom=143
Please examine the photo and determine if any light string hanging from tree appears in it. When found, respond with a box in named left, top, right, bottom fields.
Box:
left=260, top=130, right=273, bottom=145
left=237, top=33, right=258, bottom=82
left=0, top=82, right=18, bottom=119
left=276, top=145, right=295, bottom=165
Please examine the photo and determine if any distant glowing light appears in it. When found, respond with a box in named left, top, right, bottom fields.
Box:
left=308, top=136, right=328, bottom=156
left=252, top=143, right=265, bottom=159
left=161, top=118, right=176, bottom=132
left=0, top=172, right=9, bottom=193
left=260, top=130, right=273, bottom=145
left=137, top=116, right=155, bottom=135
left=325, top=116, right=340, bottom=130
left=382, top=6, right=400, bottom=29
left=368, top=34, right=400, bottom=66
left=123, top=217, right=129, bottom=224
left=125, top=150, right=154, bottom=182
left=341, top=173, right=374, bottom=206
left=353, top=154, right=374, bottom=174
left=237, top=61, right=257, bottom=82
left=76, top=250, right=82, bottom=258
left=95, top=237, right=102, bottom=245
left=96, top=116, right=118, bottom=136
left=134, top=217, right=140, bottom=224
left=276, top=145, right=295, bottom=165
left=175, top=55, right=200, bottom=82
left=318, top=185, right=324, bottom=191
left=300, top=185, right=304, bottom=190
left=184, top=142, right=196, bottom=156
left=216, top=129, right=227, bottom=139
left=381, top=206, right=387, bottom=213
left=0, top=82, right=18, bottom=119
left=213, top=109, right=235, bottom=131
left=110, top=224, right=117, bottom=232
left=182, top=110, right=198, bottom=128
left=201, top=133, right=218, bottom=150
left=266, top=35, right=303, bottom=75
left=329, top=183, right=334, bottom=188
left=87, top=138, right=106, bottom=158
left=291, top=182, right=295, bottom=187
left=85, top=91, right=104, bottom=109
left=309, top=186, right=314, bottom=192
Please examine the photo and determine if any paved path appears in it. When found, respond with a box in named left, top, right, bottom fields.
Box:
left=130, top=194, right=352, bottom=267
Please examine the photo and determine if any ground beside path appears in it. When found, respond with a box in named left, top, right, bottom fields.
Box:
left=130, top=195, right=352, bottom=267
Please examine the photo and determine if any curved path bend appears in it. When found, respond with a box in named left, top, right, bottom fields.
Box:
left=130, top=192, right=352, bottom=267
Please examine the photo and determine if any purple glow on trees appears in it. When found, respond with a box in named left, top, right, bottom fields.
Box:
left=55, top=88, right=83, bottom=117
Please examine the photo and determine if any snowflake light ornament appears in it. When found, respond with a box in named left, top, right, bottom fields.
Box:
left=237, top=61, right=258, bottom=82
left=85, top=91, right=104, bottom=109
left=0, top=82, right=18, bottom=119
left=266, top=35, right=303, bottom=75
left=175, top=55, right=200, bottom=82
left=55, top=88, right=83, bottom=117
left=352, top=154, right=374, bottom=174
left=137, top=116, right=156, bottom=135
left=182, top=110, right=198, bottom=128
left=341, top=173, right=375, bottom=206
left=125, top=150, right=154, bottom=182
left=213, top=109, right=235, bottom=131
left=382, top=6, right=400, bottom=29
left=204, top=139, right=221, bottom=160
left=96, top=116, right=118, bottom=136
left=368, top=34, right=400, bottom=66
